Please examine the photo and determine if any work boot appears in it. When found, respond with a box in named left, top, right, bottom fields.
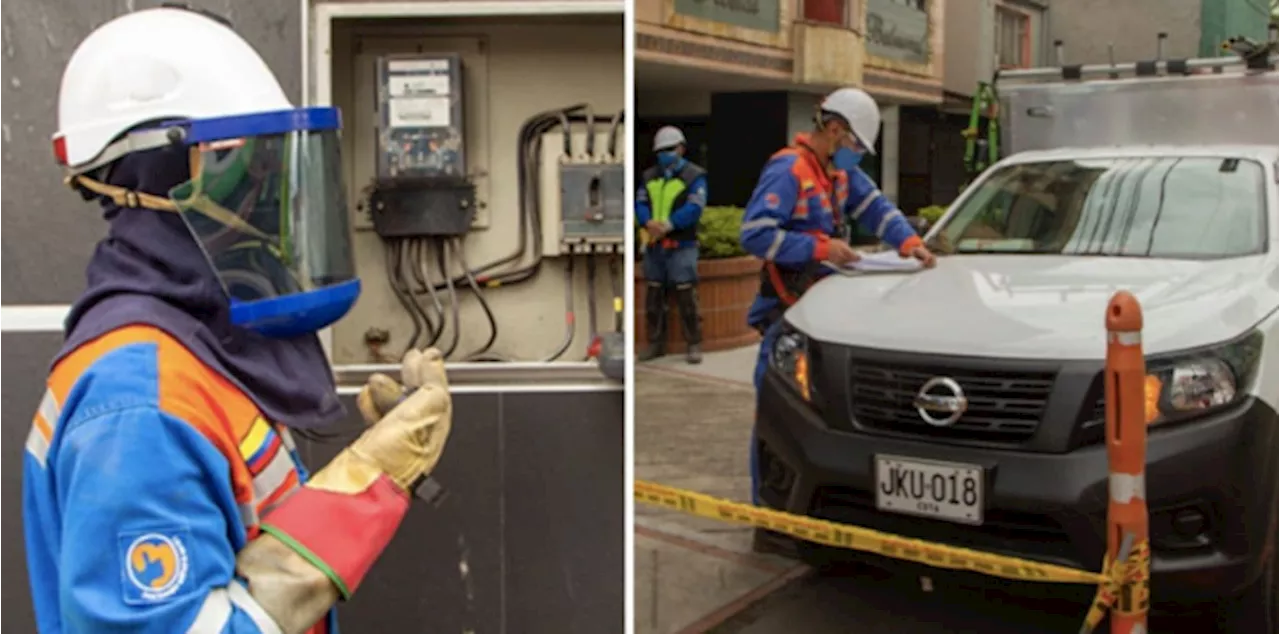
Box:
left=640, top=282, right=667, bottom=362
left=675, top=283, right=704, bottom=365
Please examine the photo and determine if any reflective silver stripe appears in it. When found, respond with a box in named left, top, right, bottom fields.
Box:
left=1110, top=331, right=1142, bottom=346
left=850, top=190, right=879, bottom=220
left=38, top=389, right=61, bottom=426
left=277, top=427, right=297, bottom=452
left=238, top=502, right=259, bottom=528
left=764, top=231, right=786, bottom=261
left=252, top=448, right=296, bottom=502
left=875, top=209, right=904, bottom=238
left=25, top=427, right=50, bottom=468
left=26, top=389, right=62, bottom=468
left=741, top=218, right=780, bottom=231
left=185, top=588, right=231, bottom=633
left=228, top=580, right=283, bottom=634
left=185, top=582, right=282, bottom=634
left=1109, top=473, right=1146, bottom=503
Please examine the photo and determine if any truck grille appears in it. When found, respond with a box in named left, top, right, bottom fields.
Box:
left=847, top=360, right=1056, bottom=442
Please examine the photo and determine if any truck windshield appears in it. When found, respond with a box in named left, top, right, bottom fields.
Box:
left=929, top=157, right=1267, bottom=259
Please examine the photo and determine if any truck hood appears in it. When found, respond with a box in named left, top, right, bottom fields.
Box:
left=787, top=254, right=1278, bottom=360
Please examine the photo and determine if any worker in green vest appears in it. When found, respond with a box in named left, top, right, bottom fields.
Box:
left=636, top=126, right=708, bottom=364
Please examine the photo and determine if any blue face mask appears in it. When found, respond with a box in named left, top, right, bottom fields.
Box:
left=832, top=146, right=865, bottom=171
left=656, top=150, right=679, bottom=169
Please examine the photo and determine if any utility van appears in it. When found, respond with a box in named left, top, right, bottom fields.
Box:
left=753, top=44, right=1279, bottom=629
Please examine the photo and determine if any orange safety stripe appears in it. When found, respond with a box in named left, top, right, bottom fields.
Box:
left=48, top=325, right=300, bottom=529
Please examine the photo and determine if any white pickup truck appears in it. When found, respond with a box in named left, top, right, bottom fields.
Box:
left=753, top=47, right=1279, bottom=629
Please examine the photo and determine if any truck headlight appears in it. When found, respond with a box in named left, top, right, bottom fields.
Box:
left=1143, top=331, right=1264, bottom=426
left=770, top=326, right=811, bottom=402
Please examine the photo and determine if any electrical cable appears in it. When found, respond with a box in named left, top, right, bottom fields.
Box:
left=586, top=247, right=599, bottom=345
left=607, top=110, right=622, bottom=158
left=402, top=238, right=441, bottom=347
left=558, top=110, right=574, bottom=157
left=609, top=254, right=623, bottom=332
left=409, top=237, right=446, bottom=347
left=445, top=107, right=614, bottom=290
left=453, top=237, right=501, bottom=361
left=542, top=255, right=575, bottom=362
left=585, top=106, right=595, bottom=158
left=437, top=238, right=462, bottom=359
left=385, top=240, right=424, bottom=356
left=378, top=106, right=628, bottom=362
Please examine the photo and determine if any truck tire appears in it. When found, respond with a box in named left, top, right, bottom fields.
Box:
left=752, top=527, right=800, bottom=560
left=1224, top=532, right=1277, bottom=632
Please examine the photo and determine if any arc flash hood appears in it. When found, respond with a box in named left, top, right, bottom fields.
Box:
left=57, top=146, right=346, bottom=429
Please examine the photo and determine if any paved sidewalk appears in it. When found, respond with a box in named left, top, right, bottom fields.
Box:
left=634, top=349, right=812, bottom=634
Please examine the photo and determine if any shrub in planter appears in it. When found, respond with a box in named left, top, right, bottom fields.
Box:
left=918, top=205, right=948, bottom=227
left=698, top=206, right=749, bottom=259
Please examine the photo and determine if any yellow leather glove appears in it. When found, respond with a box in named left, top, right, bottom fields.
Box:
left=316, top=348, right=453, bottom=494
left=354, top=347, right=439, bottom=425
left=242, top=349, right=454, bottom=632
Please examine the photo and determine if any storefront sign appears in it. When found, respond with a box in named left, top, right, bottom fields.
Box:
left=672, top=0, right=781, bottom=34
left=865, top=0, right=931, bottom=64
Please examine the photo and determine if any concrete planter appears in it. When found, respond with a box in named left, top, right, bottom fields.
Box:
left=632, top=255, right=762, bottom=354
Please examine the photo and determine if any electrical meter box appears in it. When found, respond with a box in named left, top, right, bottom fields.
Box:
left=368, top=53, right=476, bottom=238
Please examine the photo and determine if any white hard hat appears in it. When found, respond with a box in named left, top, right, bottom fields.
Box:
left=819, top=87, right=881, bottom=155
left=53, top=7, right=292, bottom=170
left=653, top=126, right=686, bottom=152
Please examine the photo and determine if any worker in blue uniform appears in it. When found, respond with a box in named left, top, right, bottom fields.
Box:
left=636, top=125, right=709, bottom=364
left=739, top=87, right=937, bottom=503
left=24, top=7, right=453, bottom=633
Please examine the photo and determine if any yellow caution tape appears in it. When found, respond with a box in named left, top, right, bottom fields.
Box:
left=1080, top=541, right=1150, bottom=632
left=635, top=480, right=1107, bottom=585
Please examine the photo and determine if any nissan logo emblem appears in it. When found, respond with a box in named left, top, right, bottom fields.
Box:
left=913, top=377, right=968, bottom=427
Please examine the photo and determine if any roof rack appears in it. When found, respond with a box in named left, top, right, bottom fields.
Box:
left=997, top=32, right=1278, bottom=85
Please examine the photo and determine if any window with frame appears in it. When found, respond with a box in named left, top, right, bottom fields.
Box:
left=994, top=4, right=1031, bottom=68
left=801, top=0, right=848, bottom=26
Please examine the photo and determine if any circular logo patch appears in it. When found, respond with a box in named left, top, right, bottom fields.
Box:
left=125, top=533, right=190, bottom=602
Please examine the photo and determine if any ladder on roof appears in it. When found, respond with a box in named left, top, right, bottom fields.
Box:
left=959, top=26, right=1278, bottom=186
left=999, top=26, right=1278, bottom=85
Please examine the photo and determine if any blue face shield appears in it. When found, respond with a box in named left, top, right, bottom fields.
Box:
left=656, top=149, right=680, bottom=169
left=161, top=107, right=361, bottom=338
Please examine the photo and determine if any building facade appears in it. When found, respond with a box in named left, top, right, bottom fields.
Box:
left=634, top=0, right=946, bottom=208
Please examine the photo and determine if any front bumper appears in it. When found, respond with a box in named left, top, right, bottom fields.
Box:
left=754, top=369, right=1279, bottom=601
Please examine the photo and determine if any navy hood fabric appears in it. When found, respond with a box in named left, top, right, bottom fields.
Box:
left=57, top=145, right=346, bottom=429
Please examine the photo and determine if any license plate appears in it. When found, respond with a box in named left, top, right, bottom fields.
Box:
left=874, top=455, right=984, bottom=525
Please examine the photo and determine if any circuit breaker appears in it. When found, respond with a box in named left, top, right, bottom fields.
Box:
left=538, top=126, right=625, bottom=256
left=368, top=54, right=477, bottom=238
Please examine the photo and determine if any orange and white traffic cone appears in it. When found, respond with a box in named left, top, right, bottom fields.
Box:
left=1104, top=291, right=1150, bottom=633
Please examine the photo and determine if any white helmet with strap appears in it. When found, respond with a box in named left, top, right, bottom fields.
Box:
left=52, top=6, right=362, bottom=338
left=653, top=125, right=686, bottom=152
left=55, top=6, right=292, bottom=176
left=819, top=87, right=881, bottom=155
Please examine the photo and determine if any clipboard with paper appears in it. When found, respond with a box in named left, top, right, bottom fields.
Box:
left=822, top=249, right=927, bottom=276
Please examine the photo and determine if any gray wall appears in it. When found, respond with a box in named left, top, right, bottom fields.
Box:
left=1048, top=0, right=1201, bottom=66
left=0, top=0, right=302, bottom=304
